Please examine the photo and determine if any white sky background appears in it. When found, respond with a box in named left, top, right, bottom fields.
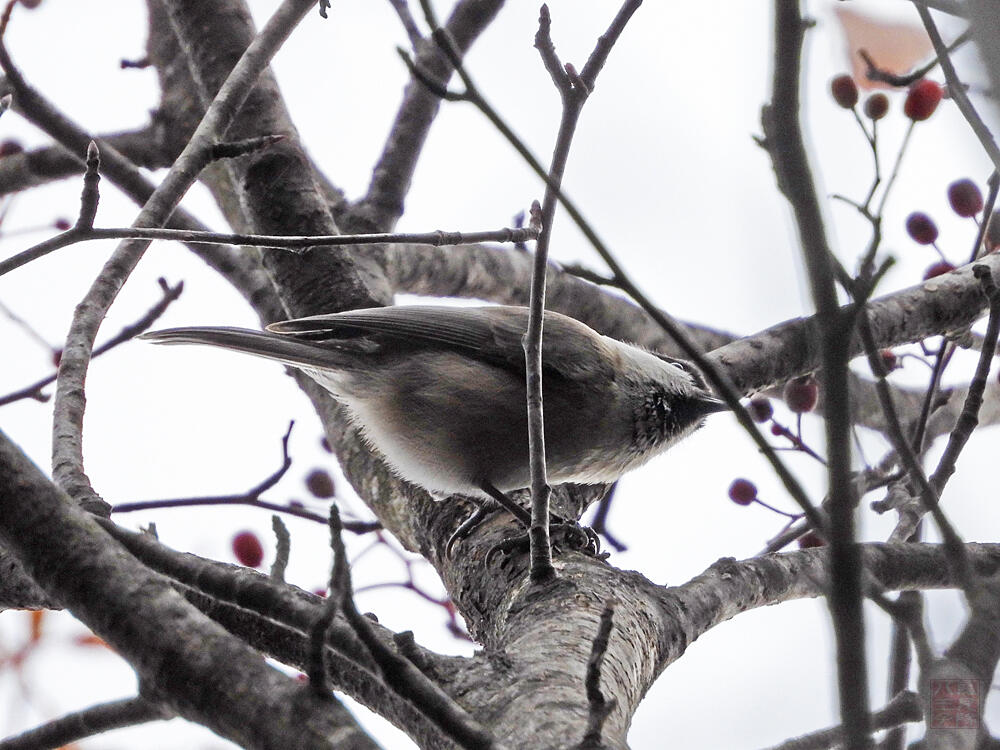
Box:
left=0, top=1, right=997, bottom=748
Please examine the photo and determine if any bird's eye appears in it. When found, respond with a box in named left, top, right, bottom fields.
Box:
left=653, top=352, right=703, bottom=380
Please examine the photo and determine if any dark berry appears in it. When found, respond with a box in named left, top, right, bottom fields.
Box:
left=947, top=179, right=983, bottom=218
left=728, top=478, right=757, bottom=506
left=904, top=79, right=943, bottom=122
left=863, top=93, right=889, bottom=121
left=923, top=260, right=955, bottom=280
left=320, top=436, right=333, bottom=453
left=878, top=349, right=898, bottom=373
left=798, top=531, right=825, bottom=549
left=305, top=468, right=335, bottom=499
left=748, top=397, right=773, bottom=423
left=905, top=212, right=938, bottom=245
left=830, top=75, right=859, bottom=109
left=232, top=531, right=264, bottom=568
left=51, top=349, right=62, bottom=367
left=770, top=423, right=784, bottom=437
left=784, top=376, right=818, bottom=414
left=53, top=218, right=71, bottom=231
left=0, top=139, right=23, bottom=157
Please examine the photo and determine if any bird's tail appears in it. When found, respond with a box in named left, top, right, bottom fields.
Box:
left=139, top=326, right=353, bottom=371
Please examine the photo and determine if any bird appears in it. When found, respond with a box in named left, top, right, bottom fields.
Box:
left=141, top=305, right=726, bottom=519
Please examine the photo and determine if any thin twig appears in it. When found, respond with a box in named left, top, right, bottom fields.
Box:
left=401, top=0, right=821, bottom=530
left=307, top=504, right=343, bottom=697
left=968, top=171, right=999, bottom=262
left=40, top=0, right=320, bottom=509
left=0, top=222, right=541, bottom=278
left=522, top=0, right=640, bottom=583
left=856, top=311, right=972, bottom=590
left=859, top=29, right=970, bottom=87
left=326, top=504, right=498, bottom=749
left=762, top=0, right=869, bottom=743
left=387, top=0, right=424, bottom=48
left=76, top=140, right=100, bottom=230
left=929, top=266, right=1000, bottom=497
left=112, top=494, right=379, bottom=533
left=0, top=278, right=183, bottom=407
left=0, top=696, right=170, bottom=750
left=881, top=591, right=921, bottom=750
left=760, top=690, right=921, bottom=750
left=914, top=3, right=1000, bottom=172
left=0, top=36, right=284, bottom=324
left=269, top=514, right=291, bottom=582
left=358, top=0, right=503, bottom=230
left=909, top=340, right=955, bottom=455
left=875, top=122, right=915, bottom=218
left=109, top=422, right=380, bottom=533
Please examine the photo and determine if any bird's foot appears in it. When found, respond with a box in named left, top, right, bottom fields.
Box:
left=446, top=500, right=497, bottom=558
left=447, top=498, right=605, bottom=565
left=484, top=518, right=606, bottom=567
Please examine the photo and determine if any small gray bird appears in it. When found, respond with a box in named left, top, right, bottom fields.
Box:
left=142, top=305, right=726, bottom=504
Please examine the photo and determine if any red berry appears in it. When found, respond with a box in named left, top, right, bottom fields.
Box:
left=830, top=75, right=859, bottom=109
left=904, top=79, right=943, bottom=122
left=728, top=478, right=757, bottom=506
left=0, top=139, right=23, bottom=157
left=770, top=423, right=784, bottom=437
left=51, top=349, right=62, bottom=367
left=232, top=531, right=264, bottom=568
left=947, top=179, right=983, bottom=218
left=878, top=349, right=898, bottom=373
left=305, top=468, right=335, bottom=499
left=863, top=93, right=889, bottom=121
left=905, top=212, right=938, bottom=245
left=748, top=396, right=773, bottom=423
left=923, top=260, right=955, bottom=280
left=798, top=531, right=825, bottom=549
left=53, top=218, right=71, bottom=231
left=784, top=375, right=818, bottom=414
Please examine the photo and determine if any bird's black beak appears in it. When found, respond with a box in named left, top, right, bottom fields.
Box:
left=699, top=395, right=730, bottom=415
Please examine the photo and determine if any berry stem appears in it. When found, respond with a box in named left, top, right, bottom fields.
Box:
left=752, top=497, right=802, bottom=520
left=876, top=121, right=915, bottom=217
left=861, top=119, right=881, bottom=213
left=851, top=107, right=874, bottom=148
left=770, top=421, right=827, bottom=465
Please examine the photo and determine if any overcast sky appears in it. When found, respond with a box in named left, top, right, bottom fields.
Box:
left=0, top=1, right=997, bottom=748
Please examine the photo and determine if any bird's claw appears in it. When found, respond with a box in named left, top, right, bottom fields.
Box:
left=484, top=519, right=605, bottom=566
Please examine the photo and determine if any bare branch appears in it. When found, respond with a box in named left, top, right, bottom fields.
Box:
left=761, top=0, right=868, bottom=740
left=45, top=0, right=318, bottom=508
left=760, top=690, right=921, bottom=750
left=0, top=697, right=170, bottom=750
left=0, top=221, right=540, bottom=278
left=0, top=278, right=183, bottom=408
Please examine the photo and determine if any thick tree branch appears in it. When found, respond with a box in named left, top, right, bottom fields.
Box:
left=0, top=429, right=371, bottom=748
left=354, top=0, right=504, bottom=231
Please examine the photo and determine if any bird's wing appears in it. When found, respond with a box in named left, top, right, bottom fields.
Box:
left=268, top=306, right=618, bottom=381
